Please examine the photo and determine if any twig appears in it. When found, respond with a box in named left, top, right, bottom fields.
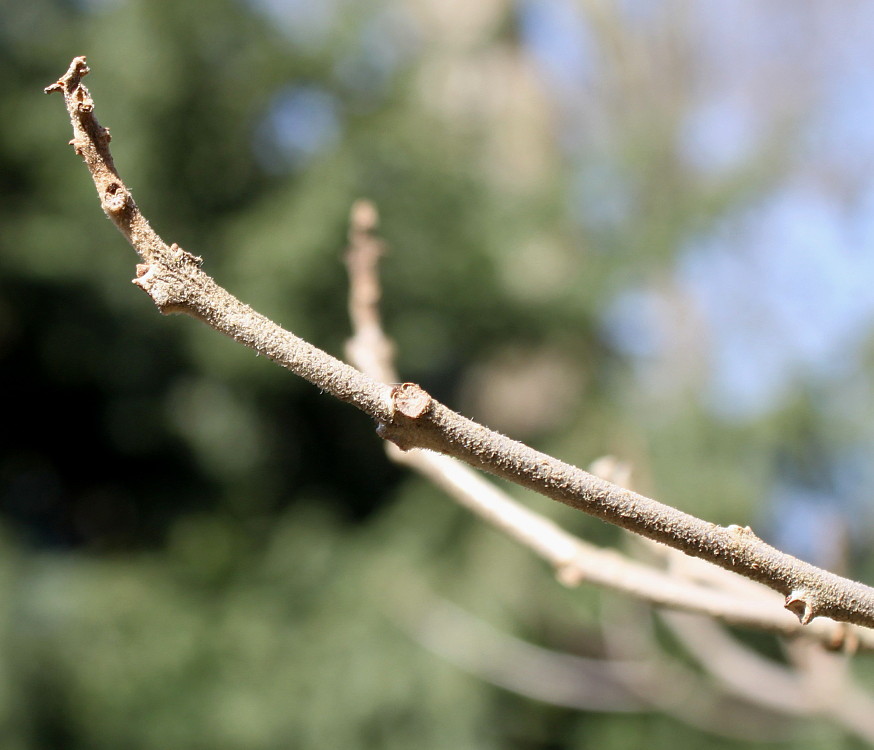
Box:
left=663, top=611, right=874, bottom=743
left=661, top=611, right=811, bottom=715
left=598, top=600, right=796, bottom=741
left=402, top=596, right=794, bottom=741
left=787, top=638, right=874, bottom=743
left=46, top=56, right=874, bottom=630
left=402, top=597, right=646, bottom=712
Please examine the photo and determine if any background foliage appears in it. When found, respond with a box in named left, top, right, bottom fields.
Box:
left=4, top=0, right=874, bottom=747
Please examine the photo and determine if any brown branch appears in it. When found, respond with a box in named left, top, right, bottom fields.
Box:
left=45, top=57, right=394, bottom=424
left=46, top=57, right=874, bottom=631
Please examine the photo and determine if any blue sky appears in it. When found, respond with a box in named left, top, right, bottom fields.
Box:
left=519, top=0, right=874, bottom=422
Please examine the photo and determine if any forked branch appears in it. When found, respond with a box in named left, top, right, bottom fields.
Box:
left=46, top=57, right=874, bottom=631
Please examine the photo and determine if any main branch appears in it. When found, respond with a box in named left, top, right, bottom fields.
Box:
left=46, top=57, right=874, bottom=630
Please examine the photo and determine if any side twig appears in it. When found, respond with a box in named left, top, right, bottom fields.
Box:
left=45, top=56, right=874, bottom=630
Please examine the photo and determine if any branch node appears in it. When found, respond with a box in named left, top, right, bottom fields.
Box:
left=103, top=182, right=129, bottom=214
left=556, top=562, right=585, bottom=588
left=391, top=382, right=432, bottom=419
left=376, top=384, right=434, bottom=451
left=44, top=55, right=90, bottom=96
left=169, top=243, right=203, bottom=268
left=727, top=524, right=758, bottom=538
left=132, top=264, right=156, bottom=289
left=131, top=265, right=185, bottom=313
left=785, top=589, right=818, bottom=625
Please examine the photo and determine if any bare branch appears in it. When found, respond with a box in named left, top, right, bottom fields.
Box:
left=663, top=611, right=874, bottom=743
left=787, top=638, right=874, bottom=743
left=45, top=57, right=395, bottom=423
left=402, top=597, right=792, bottom=741
left=599, top=601, right=797, bottom=741
left=402, top=597, right=647, bottom=713
left=46, top=57, right=874, bottom=631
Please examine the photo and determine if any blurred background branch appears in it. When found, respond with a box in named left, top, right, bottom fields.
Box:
left=345, top=200, right=874, bottom=742
left=344, top=198, right=874, bottom=648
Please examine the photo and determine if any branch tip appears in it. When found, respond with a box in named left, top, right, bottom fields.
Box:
left=44, top=56, right=90, bottom=96
left=350, top=199, right=379, bottom=235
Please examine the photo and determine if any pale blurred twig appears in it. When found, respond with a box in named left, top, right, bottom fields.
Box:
left=342, top=199, right=874, bottom=650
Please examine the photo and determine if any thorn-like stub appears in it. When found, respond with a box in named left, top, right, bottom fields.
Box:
left=45, top=57, right=90, bottom=96
left=132, top=264, right=155, bottom=290
left=391, top=382, right=432, bottom=419
left=785, top=589, right=817, bottom=625
left=727, top=524, right=755, bottom=536
left=169, top=243, right=203, bottom=268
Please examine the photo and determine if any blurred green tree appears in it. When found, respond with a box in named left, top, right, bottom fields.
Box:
left=4, top=0, right=874, bottom=748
